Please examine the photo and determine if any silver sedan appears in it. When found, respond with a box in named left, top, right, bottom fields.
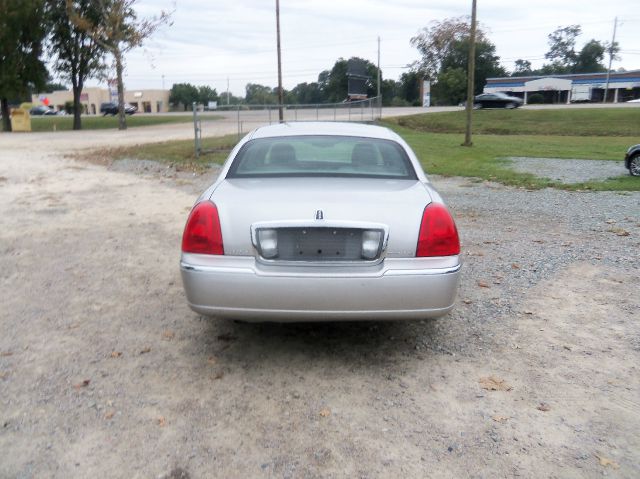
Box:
left=180, top=122, right=461, bottom=321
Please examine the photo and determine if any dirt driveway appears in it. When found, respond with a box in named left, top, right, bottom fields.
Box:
left=0, top=126, right=639, bottom=479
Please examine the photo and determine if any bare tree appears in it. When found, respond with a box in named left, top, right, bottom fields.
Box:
left=70, top=0, right=171, bottom=130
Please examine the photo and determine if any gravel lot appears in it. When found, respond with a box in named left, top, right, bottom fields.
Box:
left=507, top=157, right=629, bottom=184
left=1, top=127, right=639, bottom=478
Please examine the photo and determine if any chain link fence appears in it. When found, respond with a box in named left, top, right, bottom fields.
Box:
left=193, top=97, right=382, bottom=157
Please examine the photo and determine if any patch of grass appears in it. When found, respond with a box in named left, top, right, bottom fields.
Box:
left=30, top=114, right=207, bottom=132
left=106, top=134, right=239, bottom=171
left=384, top=124, right=638, bottom=191
left=386, top=108, right=640, bottom=137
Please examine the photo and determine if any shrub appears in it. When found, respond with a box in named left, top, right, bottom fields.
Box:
left=527, top=93, right=544, bottom=104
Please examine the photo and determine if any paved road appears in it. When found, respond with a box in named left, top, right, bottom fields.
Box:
left=3, top=103, right=637, bottom=153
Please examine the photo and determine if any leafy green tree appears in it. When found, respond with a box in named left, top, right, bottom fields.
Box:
left=512, top=59, right=533, bottom=77
left=411, top=16, right=505, bottom=104
left=71, top=0, right=171, bottom=130
left=245, top=83, right=277, bottom=104
left=197, top=85, right=218, bottom=105
left=398, top=71, right=422, bottom=105
left=574, top=39, right=607, bottom=73
left=319, top=57, right=380, bottom=103
left=544, top=25, right=581, bottom=70
left=169, top=83, right=198, bottom=110
left=44, top=81, right=69, bottom=92
left=0, top=0, right=48, bottom=131
left=289, top=82, right=323, bottom=104
left=538, top=25, right=619, bottom=74
left=47, top=0, right=107, bottom=130
left=432, top=67, right=467, bottom=105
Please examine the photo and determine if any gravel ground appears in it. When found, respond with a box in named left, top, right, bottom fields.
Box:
left=507, top=157, right=629, bottom=184
left=1, top=128, right=639, bottom=478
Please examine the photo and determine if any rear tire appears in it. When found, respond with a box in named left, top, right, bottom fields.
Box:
left=629, top=154, right=640, bottom=177
left=505, top=102, right=517, bottom=109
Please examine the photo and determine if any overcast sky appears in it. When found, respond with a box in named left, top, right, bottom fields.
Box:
left=86, top=0, right=640, bottom=95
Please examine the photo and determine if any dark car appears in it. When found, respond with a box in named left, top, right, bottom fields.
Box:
left=625, top=144, right=640, bottom=176
left=100, top=102, right=136, bottom=116
left=30, top=105, right=57, bottom=116
left=473, top=92, right=523, bottom=109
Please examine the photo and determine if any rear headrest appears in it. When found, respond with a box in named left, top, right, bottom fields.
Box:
left=270, top=143, right=297, bottom=165
left=351, top=143, right=377, bottom=167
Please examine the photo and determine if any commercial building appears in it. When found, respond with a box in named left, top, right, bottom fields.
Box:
left=484, top=70, right=640, bottom=104
left=31, top=87, right=170, bottom=114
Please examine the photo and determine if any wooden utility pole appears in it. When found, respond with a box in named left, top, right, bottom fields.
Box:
left=463, top=0, right=477, bottom=147
left=602, top=16, right=617, bottom=103
left=276, top=0, right=284, bottom=122
left=377, top=36, right=381, bottom=117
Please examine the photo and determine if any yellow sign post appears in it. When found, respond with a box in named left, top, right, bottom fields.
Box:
left=10, top=109, right=31, bottom=132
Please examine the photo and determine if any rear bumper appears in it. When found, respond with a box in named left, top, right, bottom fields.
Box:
left=180, top=254, right=461, bottom=322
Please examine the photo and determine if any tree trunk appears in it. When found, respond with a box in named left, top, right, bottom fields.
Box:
left=115, top=50, right=126, bottom=130
left=72, top=81, right=82, bottom=130
left=1, top=98, right=11, bottom=132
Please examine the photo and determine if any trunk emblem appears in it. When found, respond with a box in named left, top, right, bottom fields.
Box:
left=315, top=210, right=324, bottom=220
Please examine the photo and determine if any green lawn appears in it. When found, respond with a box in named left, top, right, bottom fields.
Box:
left=385, top=124, right=638, bottom=191
left=386, top=107, right=640, bottom=137
left=106, top=135, right=239, bottom=171
left=98, top=108, right=639, bottom=191
left=30, top=114, right=204, bottom=132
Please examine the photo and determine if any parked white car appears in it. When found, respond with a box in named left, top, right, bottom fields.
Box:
left=180, top=122, right=461, bottom=321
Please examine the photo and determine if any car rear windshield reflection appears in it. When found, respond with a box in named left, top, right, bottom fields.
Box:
left=226, top=136, right=418, bottom=180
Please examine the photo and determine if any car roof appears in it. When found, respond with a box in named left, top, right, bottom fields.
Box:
left=248, top=121, right=402, bottom=141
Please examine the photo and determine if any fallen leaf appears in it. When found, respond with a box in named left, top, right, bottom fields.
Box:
left=74, top=379, right=91, bottom=389
left=563, top=345, right=572, bottom=351
left=491, top=415, right=509, bottom=423
left=0, top=351, right=13, bottom=357
left=524, top=310, right=533, bottom=315
left=213, top=371, right=224, bottom=380
left=104, top=410, right=115, bottom=420
left=595, top=454, right=619, bottom=469
left=511, top=263, right=520, bottom=269
left=604, top=219, right=616, bottom=224
left=319, top=408, right=331, bottom=417
left=162, top=330, right=175, bottom=340
left=607, top=227, right=630, bottom=236
left=537, top=402, right=551, bottom=412
left=157, top=416, right=166, bottom=427
left=110, top=351, right=122, bottom=358
left=139, top=347, right=151, bottom=354
left=479, top=376, right=512, bottom=391
left=532, top=239, right=545, bottom=244
left=477, top=281, right=490, bottom=288
left=207, top=355, right=217, bottom=365
left=463, top=299, right=472, bottom=305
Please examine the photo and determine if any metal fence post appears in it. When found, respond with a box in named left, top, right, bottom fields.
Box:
left=193, top=102, right=200, bottom=158
left=316, top=104, right=319, bottom=120
left=268, top=106, right=272, bottom=125
left=237, top=105, right=241, bottom=138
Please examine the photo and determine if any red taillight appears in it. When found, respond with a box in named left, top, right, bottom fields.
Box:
left=181, top=201, right=224, bottom=255
left=416, top=203, right=460, bottom=257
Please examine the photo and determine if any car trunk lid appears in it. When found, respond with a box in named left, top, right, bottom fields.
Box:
left=210, top=177, right=431, bottom=259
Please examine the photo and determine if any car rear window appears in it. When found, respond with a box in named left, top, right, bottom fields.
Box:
left=226, top=135, right=417, bottom=179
